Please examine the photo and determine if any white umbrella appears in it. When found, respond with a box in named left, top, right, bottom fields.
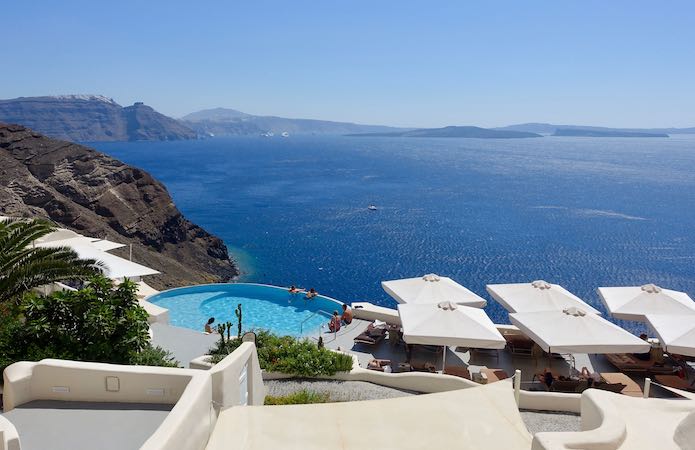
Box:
left=598, top=284, right=695, bottom=322
left=398, top=301, right=506, bottom=371
left=646, top=314, right=695, bottom=357
left=383, top=274, right=487, bottom=307
left=509, top=307, right=650, bottom=354
left=486, top=280, right=600, bottom=314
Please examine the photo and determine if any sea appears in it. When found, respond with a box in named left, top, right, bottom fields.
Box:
left=91, top=134, right=695, bottom=332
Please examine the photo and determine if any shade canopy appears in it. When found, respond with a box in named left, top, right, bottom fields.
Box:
left=397, top=301, right=505, bottom=349
left=646, top=314, right=695, bottom=357
left=36, top=241, right=159, bottom=279
left=382, top=274, right=487, bottom=307
left=509, top=307, right=650, bottom=354
left=598, top=284, right=695, bottom=322
left=486, top=280, right=600, bottom=314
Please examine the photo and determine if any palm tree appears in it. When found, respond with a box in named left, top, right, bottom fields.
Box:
left=0, top=218, right=104, bottom=303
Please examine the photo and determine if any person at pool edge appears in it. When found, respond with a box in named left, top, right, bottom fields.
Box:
left=288, top=285, right=303, bottom=294
left=328, top=310, right=341, bottom=332
left=204, top=317, right=216, bottom=334
left=305, top=287, right=318, bottom=299
left=341, top=303, right=353, bottom=325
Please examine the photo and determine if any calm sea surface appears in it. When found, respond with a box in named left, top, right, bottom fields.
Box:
left=91, top=135, right=695, bottom=332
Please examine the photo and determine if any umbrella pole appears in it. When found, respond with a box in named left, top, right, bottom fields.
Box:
left=442, top=346, right=447, bottom=374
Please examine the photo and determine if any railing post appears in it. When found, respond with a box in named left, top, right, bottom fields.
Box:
left=643, top=377, right=651, bottom=398
left=514, top=369, right=521, bottom=406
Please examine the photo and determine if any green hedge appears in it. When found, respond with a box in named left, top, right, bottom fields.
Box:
left=264, top=389, right=331, bottom=405
left=209, top=330, right=354, bottom=377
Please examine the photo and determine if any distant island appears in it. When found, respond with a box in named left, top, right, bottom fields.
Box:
left=0, top=95, right=196, bottom=142
left=553, top=128, right=668, bottom=138
left=181, top=107, right=407, bottom=136
left=496, top=122, right=692, bottom=136
left=347, top=126, right=542, bottom=139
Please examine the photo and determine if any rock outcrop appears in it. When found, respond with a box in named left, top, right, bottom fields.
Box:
left=0, top=123, right=237, bottom=289
left=0, top=95, right=197, bottom=142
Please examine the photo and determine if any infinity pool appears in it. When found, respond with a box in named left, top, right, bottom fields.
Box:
left=147, top=283, right=344, bottom=337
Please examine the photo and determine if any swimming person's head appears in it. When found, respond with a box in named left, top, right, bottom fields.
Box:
left=310, top=288, right=316, bottom=293
left=207, top=317, right=215, bottom=325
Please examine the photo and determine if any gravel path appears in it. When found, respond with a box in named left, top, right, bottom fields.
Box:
left=264, top=379, right=417, bottom=402
left=520, top=410, right=581, bottom=434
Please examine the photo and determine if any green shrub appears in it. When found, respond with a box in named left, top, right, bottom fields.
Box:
left=0, top=276, right=180, bottom=371
left=131, top=345, right=179, bottom=368
left=209, top=330, right=354, bottom=376
left=264, top=389, right=331, bottom=405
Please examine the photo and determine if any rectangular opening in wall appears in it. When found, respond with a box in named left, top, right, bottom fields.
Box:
left=105, top=376, right=120, bottom=392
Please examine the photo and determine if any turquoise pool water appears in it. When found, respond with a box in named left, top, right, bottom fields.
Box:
left=147, top=283, right=344, bottom=337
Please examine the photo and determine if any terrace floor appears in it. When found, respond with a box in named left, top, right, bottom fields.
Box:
left=150, top=322, right=218, bottom=367
left=323, top=320, right=686, bottom=397
left=1, top=400, right=173, bottom=450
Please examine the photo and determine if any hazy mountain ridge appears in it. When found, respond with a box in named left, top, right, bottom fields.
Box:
left=347, top=126, right=542, bottom=139
left=553, top=128, right=668, bottom=138
left=0, top=123, right=237, bottom=288
left=496, top=122, right=695, bottom=135
left=0, top=96, right=197, bottom=142
left=182, top=107, right=409, bottom=136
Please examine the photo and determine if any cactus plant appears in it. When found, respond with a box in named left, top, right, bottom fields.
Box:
left=234, top=304, right=243, bottom=338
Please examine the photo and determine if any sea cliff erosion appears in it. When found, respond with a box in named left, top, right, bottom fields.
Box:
left=0, top=95, right=197, bottom=142
left=0, top=123, right=237, bottom=288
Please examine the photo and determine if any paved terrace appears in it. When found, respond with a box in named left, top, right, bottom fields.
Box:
left=151, top=322, right=218, bottom=367
left=1, top=400, right=173, bottom=450
left=323, top=318, right=680, bottom=397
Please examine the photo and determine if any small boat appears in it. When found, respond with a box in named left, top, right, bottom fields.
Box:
left=368, top=205, right=377, bottom=211
left=281, top=132, right=289, bottom=137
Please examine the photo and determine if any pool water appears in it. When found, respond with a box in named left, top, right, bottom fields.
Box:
left=147, top=283, right=344, bottom=337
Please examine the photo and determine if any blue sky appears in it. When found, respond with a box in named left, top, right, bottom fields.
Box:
left=3, top=1, right=694, bottom=127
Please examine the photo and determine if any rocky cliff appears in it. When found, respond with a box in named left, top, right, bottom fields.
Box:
left=0, top=95, right=197, bottom=142
left=0, top=123, right=237, bottom=289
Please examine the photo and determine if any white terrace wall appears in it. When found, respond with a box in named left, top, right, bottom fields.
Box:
left=208, top=342, right=265, bottom=409
left=0, top=416, right=20, bottom=450
left=3, top=359, right=214, bottom=450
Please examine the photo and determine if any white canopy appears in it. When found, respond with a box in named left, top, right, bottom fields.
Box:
left=36, top=241, right=159, bottom=279
left=397, top=301, right=505, bottom=349
left=382, top=274, right=487, bottom=307
left=646, top=314, right=695, bottom=357
left=486, top=280, right=600, bottom=314
left=598, top=284, right=695, bottom=322
left=509, top=307, right=650, bottom=354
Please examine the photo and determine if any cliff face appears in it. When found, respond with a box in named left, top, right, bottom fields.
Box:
left=0, top=95, right=197, bottom=142
left=0, top=123, right=237, bottom=289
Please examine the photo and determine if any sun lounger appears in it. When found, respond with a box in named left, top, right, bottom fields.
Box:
left=594, top=382, right=627, bottom=393
left=479, top=368, right=509, bottom=383
left=606, top=353, right=677, bottom=375
left=549, top=380, right=582, bottom=393
left=411, top=361, right=437, bottom=373
left=353, top=322, right=387, bottom=346
left=444, top=366, right=471, bottom=380
left=654, top=375, right=695, bottom=393
left=504, top=334, right=534, bottom=356
left=600, top=372, right=643, bottom=397
left=367, top=359, right=392, bottom=372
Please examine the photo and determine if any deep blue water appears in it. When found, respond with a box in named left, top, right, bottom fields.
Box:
left=91, top=135, right=695, bottom=332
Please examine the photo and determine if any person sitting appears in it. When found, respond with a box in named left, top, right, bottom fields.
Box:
left=537, top=367, right=555, bottom=389
left=340, top=303, right=353, bottom=325
left=204, top=317, right=216, bottom=334
left=634, top=333, right=652, bottom=361
left=580, top=366, right=601, bottom=387
left=328, top=311, right=341, bottom=333
left=305, top=288, right=318, bottom=299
